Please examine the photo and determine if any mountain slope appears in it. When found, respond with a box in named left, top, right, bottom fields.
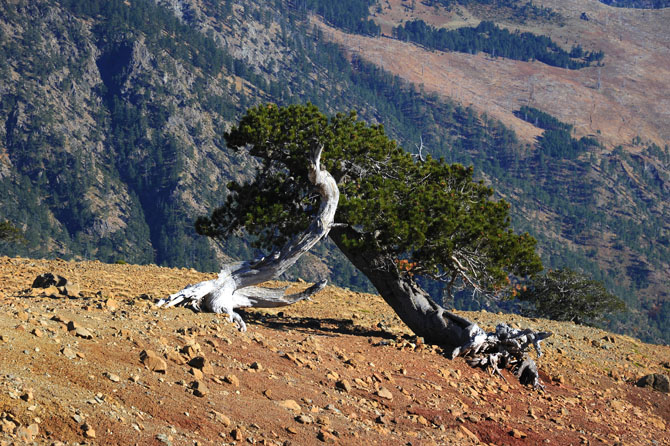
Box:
left=0, top=257, right=669, bottom=445
left=0, top=0, right=669, bottom=342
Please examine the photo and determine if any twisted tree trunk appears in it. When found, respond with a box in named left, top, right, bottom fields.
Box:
left=156, top=144, right=338, bottom=331
left=330, top=227, right=552, bottom=388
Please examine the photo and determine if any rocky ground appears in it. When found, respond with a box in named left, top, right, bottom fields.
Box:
left=0, top=256, right=669, bottom=445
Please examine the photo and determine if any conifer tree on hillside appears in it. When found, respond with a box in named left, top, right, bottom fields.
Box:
left=160, top=104, right=552, bottom=387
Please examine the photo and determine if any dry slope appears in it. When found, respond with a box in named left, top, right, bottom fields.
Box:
left=0, top=257, right=669, bottom=445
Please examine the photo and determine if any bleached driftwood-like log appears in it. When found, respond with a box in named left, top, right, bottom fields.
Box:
left=454, top=322, right=552, bottom=389
left=156, top=144, right=338, bottom=331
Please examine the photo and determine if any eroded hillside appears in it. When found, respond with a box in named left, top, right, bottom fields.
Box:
left=0, top=257, right=669, bottom=445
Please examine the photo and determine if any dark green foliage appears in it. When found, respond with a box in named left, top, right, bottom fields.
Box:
left=517, top=268, right=626, bottom=326
left=427, top=0, right=559, bottom=22
left=0, top=221, right=23, bottom=244
left=515, top=106, right=572, bottom=132
left=516, top=106, right=600, bottom=159
left=298, top=0, right=380, bottom=36
left=393, top=20, right=604, bottom=69
left=599, top=0, right=670, bottom=8
left=198, top=103, right=542, bottom=296
left=59, top=0, right=228, bottom=76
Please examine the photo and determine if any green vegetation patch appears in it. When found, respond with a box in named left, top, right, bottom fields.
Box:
left=599, top=0, right=670, bottom=8
left=300, top=0, right=380, bottom=36
left=393, top=20, right=604, bottom=69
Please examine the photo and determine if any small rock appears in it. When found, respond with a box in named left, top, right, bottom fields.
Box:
left=62, top=282, right=80, bottom=297
left=104, top=372, right=121, bottom=383
left=224, top=374, right=240, bottom=386
left=317, top=429, right=337, bottom=443
left=140, top=350, right=167, bottom=373
left=459, top=426, right=479, bottom=442
left=61, top=347, right=77, bottom=360
left=156, top=433, right=173, bottom=445
left=376, top=387, right=393, bottom=400
left=249, top=361, right=263, bottom=371
left=316, top=416, right=331, bottom=426
left=16, top=424, right=39, bottom=442
left=212, top=411, right=231, bottom=426
left=278, top=400, right=301, bottom=412
left=230, top=428, right=244, bottom=441
left=31, top=328, right=43, bottom=338
left=295, top=414, right=313, bottom=424
left=105, top=299, right=119, bottom=311
left=191, top=357, right=214, bottom=374
left=335, top=380, right=351, bottom=393
left=190, top=368, right=204, bottom=380
left=21, top=389, right=34, bottom=402
left=82, top=423, right=96, bottom=438
left=191, top=380, right=209, bottom=397
left=510, top=428, right=527, bottom=439
left=166, top=350, right=186, bottom=365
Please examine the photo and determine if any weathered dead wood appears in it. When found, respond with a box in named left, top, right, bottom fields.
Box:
left=156, top=144, right=338, bottom=331
left=159, top=144, right=551, bottom=387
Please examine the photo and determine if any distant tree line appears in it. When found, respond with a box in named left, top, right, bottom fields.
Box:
left=516, top=106, right=600, bottom=159
left=393, top=20, right=604, bottom=69
left=425, top=0, right=560, bottom=21
left=296, top=0, right=380, bottom=36
left=599, top=0, right=670, bottom=8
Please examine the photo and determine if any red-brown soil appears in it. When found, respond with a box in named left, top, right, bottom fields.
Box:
left=1, top=257, right=669, bottom=445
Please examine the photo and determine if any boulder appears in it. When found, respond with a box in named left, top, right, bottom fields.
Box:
left=32, top=272, right=67, bottom=288
left=636, top=373, right=669, bottom=393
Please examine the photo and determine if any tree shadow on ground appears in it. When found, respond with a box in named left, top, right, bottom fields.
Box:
left=240, top=310, right=397, bottom=339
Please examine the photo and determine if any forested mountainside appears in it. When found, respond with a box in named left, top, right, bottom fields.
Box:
left=0, top=0, right=668, bottom=343
left=599, top=0, right=670, bottom=8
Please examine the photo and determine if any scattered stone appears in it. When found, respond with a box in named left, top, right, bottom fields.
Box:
left=295, top=414, right=313, bottom=424
left=21, top=389, right=34, bottom=402
left=230, top=428, right=244, bottom=441
left=67, top=321, right=93, bottom=339
left=82, top=423, right=96, bottom=438
left=188, top=356, right=214, bottom=374
left=224, top=374, right=240, bottom=387
left=140, top=350, right=167, bottom=373
left=317, top=429, right=337, bottom=443
left=316, top=416, right=331, bottom=426
left=335, top=380, right=351, bottom=393
left=212, top=411, right=231, bottom=426
left=61, top=347, right=77, bottom=360
left=191, top=380, right=209, bottom=397
left=31, top=328, right=43, bottom=338
left=459, top=426, right=479, bottom=443
left=156, top=433, right=173, bottom=445
left=510, top=428, right=527, bottom=439
left=61, top=282, right=81, bottom=297
left=249, top=361, right=263, bottom=371
left=278, top=400, right=301, bottom=412
left=166, top=350, right=186, bottom=365
left=16, top=424, right=39, bottom=442
left=104, top=372, right=121, bottom=383
left=0, top=418, right=17, bottom=433
left=376, top=387, right=393, bottom=400
left=636, top=374, right=669, bottom=393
